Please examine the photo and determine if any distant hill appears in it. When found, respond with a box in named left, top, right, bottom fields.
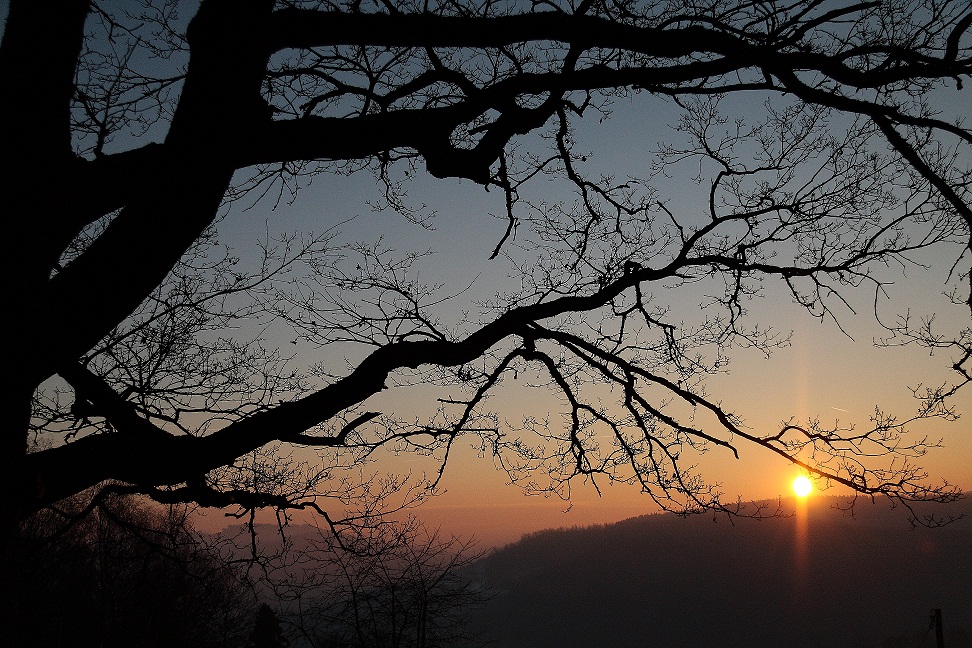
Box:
left=466, top=496, right=972, bottom=648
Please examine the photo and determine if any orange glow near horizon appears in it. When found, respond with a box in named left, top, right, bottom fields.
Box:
left=792, top=475, right=813, bottom=497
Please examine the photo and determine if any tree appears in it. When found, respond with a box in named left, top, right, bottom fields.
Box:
left=283, top=518, right=488, bottom=648
left=251, top=603, right=289, bottom=648
left=2, top=0, right=970, bottom=546
left=0, top=492, right=255, bottom=648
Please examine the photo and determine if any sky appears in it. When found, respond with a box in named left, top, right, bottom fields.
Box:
left=3, top=0, right=969, bottom=548
left=206, top=90, right=972, bottom=546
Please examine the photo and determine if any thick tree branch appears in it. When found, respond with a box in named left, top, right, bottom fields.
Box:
left=264, top=10, right=971, bottom=88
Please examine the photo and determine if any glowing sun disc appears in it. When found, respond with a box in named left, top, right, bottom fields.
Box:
left=793, top=475, right=813, bottom=497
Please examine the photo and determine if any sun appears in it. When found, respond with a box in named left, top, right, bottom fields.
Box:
left=792, top=475, right=813, bottom=497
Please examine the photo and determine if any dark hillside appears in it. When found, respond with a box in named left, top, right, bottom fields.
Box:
left=469, top=497, right=972, bottom=648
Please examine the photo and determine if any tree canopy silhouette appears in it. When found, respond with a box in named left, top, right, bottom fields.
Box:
left=250, top=604, right=288, bottom=648
left=2, top=0, right=970, bottom=543
left=1, top=493, right=255, bottom=648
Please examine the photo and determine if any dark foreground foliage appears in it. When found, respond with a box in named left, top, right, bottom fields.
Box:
left=0, top=494, right=255, bottom=648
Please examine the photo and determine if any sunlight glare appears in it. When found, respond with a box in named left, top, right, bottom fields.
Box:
left=793, top=475, right=813, bottom=497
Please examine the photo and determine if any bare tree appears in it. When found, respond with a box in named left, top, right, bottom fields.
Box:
left=282, top=518, right=488, bottom=648
left=2, top=0, right=971, bottom=548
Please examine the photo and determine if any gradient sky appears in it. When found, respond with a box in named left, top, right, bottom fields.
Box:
left=208, top=91, right=972, bottom=546
left=2, top=1, right=967, bottom=548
